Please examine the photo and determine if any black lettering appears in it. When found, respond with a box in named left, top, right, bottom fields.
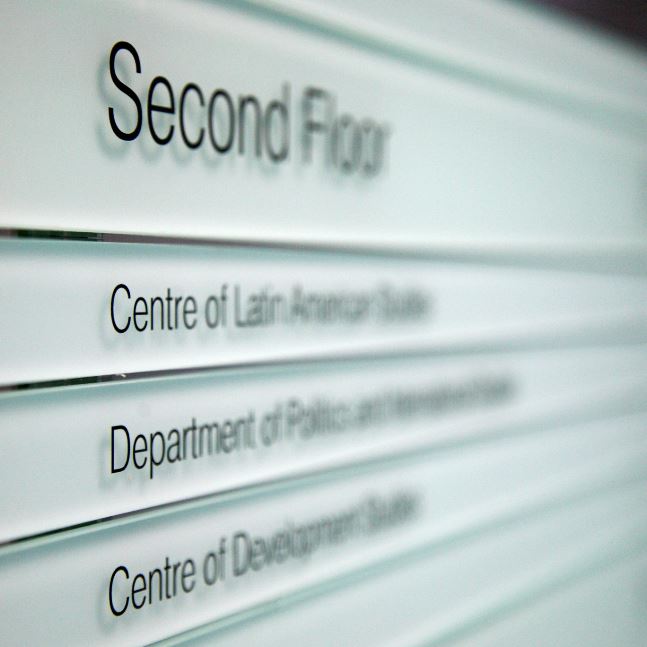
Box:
left=264, top=83, right=290, bottom=162
left=149, top=431, right=166, bottom=480
left=131, top=573, right=146, bottom=609
left=183, top=296, right=198, bottom=330
left=108, top=566, right=130, bottom=616
left=110, top=284, right=131, bottom=333
left=181, top=559, right=196, bottom=593
left=333, top=114, right=361, bottom=173
left=148, top=568, right=163, bottom=604
left=147, top=76, right=175, bottom=145
left=179, top=83, right=205, bottom=149
left=132, top=434, right=148, bottom=470
left=360, top=119, right=383, bottom=175
left=108, top=42, right=142, bottom=141
left=238, top=95, right=262, bottom=156
left=149, top=296, right=164, bottom=331
left=233, top=531, right=251, bottom=576
left=302, top=87, right=331, bottom=163
left=132, top=296, right=148, bottom=332
left=111, top=425, right=130, bottom=474
left=208, top=89, right=234, bottom=153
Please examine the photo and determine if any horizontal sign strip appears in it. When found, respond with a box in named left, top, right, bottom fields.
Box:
left=2, top=344, right=647, bottom=543
left=2, top=238, right=647, bottom=385
left=163, top=501, right=647, bottom=647
left=0, top=438, right=645, bottom=646
left=1, top=1, right=645, bottom=248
